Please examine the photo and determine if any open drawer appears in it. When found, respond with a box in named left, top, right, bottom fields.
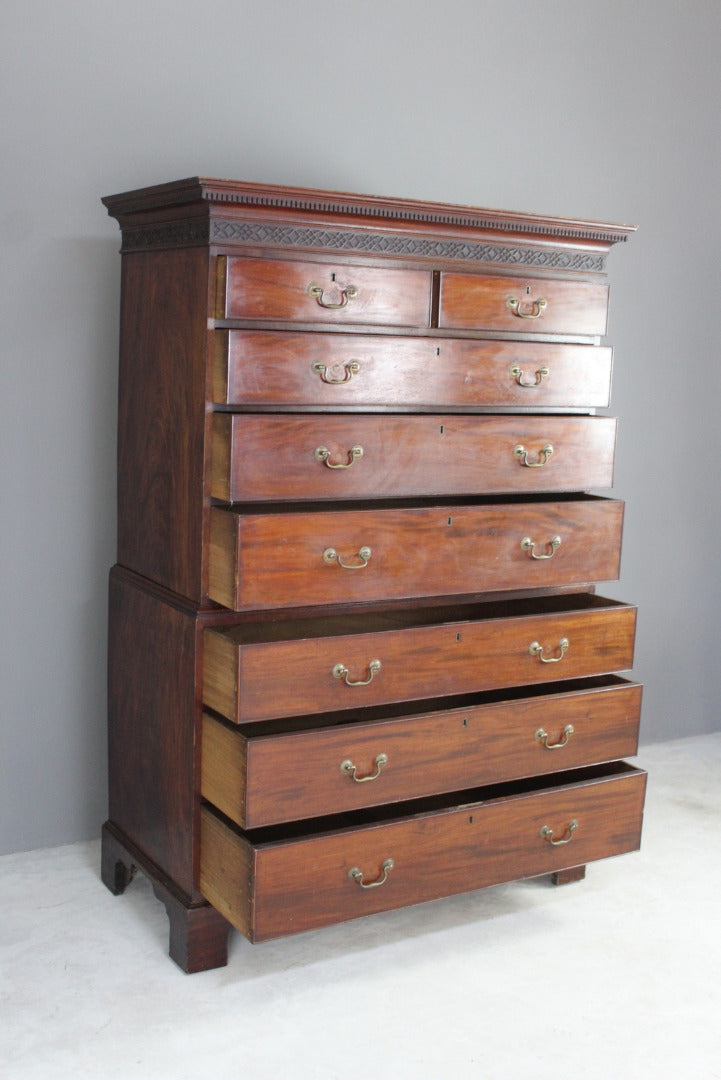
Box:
left=202, top=593, right=637, bottom=724
left=208, top=496, right=624, bottom=611
left=210, top=413, right=618, bottom=503
left=200, top=761, right=646, bottom=941
left=212, top=331, right=614, bottom=410
left=201, top=676, right=642, bottom=828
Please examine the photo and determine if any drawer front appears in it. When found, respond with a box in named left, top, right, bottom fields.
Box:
left=439, top=273, right=609, bottom=336
left=214, top=331, right=613, bottom=409
left=220, top=257, right=432, bottom=326
left=209, top=499, right=624, bottom=611
left=212, top=414, right=617, bottom=503
left=201, top=678, right=642, bottom=828
left=203, top=599, right=636, bottom=723
left=200, top=764, right=647, bottom=940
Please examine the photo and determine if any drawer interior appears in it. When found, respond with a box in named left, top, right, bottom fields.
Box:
left=229, top=673, right=638, bottom=737
left=214, top=760, right=644, bottom=844
left=211, top=591, right=629, bottom=646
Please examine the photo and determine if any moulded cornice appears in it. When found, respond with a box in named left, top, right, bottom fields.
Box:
left=103, top=176, right=637, bottom=248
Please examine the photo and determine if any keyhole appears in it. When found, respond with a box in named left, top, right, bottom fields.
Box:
left=440, top=425, right=445, bottom=435
left=462, top=717, right=468, bottom=728
left=331, top=272, right=336, bottom=282
left=526, top=284, right=531, bottom=294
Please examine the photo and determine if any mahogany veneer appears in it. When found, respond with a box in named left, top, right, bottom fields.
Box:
left=101, top=177, right=642, bottom=971
left=200, top=677, right=642, bottom=828
left=220, top=257, right=432, bottom=324
left=438, top=272, right=610, bottom=335
left=200, top=763, right=646, bottom=942
left=214, top=332, right=614, bottom=410
left=202, top=595, right=637, bottom=723
left=207, top=498, right=625, bottom=610
left=211, top=414, right=618, bottom=502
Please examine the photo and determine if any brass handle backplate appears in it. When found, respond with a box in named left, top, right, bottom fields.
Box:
left=348, top=858, right=394, bottom=888
left=510, top=364, right=549, bottom=387
left=323, top=546, right=372, bottom=570
left=340, top=753, right=388, bottom=782
left=540, top=819, right=578, bottom=845
left=315, top=445, right=364, bottom=469
left=529, top=637, right=569, bottom=663
left=312, top=360, right=360, bottom=384
left=507, top=296, right=547, bottom=319
left=521, top=535, right=562, bottom=560
left=514, top=443, right=553, bottom=468
left=333, top=659, right=382, bottom=686
left=308, top=282, right=358, bottom=309
left=535, top=724, right=575, bottom=749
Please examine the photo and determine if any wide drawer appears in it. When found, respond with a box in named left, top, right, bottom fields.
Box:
left=202, top=594, right=636, bottom=723
left=208, top=497, right=624, bottom=610
left=211, top=414, right=617, bottom=503
left=219, top=257, right=432, bottom=326
left=201, top=676, right=642, bottom=828
left=439, top=273, right=609, bottom=336
left=200, top=761, right=647, bottom=941
left=213, top=331, right=614, bottom=409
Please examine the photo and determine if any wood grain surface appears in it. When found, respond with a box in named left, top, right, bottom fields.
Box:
left=201, top=677, right=642, bottom=828
left=211, top=414, right=617, bottom=503
left=208, top=498, right=624, bottom=610
left=213, top=331, right=613, bottom=409
left=221, top=257, right=432, bottom=325
left=203, top=596, right=637, bottom=723
left=439, top=272, right=609, bottom=335
left=200, top=764, right=646, bottom=940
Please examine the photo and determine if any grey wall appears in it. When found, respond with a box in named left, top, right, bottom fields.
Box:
left=2, top=0, right=719, bottom=855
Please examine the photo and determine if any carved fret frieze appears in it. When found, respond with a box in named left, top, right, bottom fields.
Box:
left=210, top=220, right=606, bottom=271
left=120, top=220, right=210, bottom=251
left=121, top=216, right=606, bottom=271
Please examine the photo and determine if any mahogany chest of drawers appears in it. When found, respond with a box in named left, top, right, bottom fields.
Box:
left=101, top=178, right=644, bottom=971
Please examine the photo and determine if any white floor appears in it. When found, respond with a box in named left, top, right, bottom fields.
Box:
left=1, top=734, right=720, bottom=1080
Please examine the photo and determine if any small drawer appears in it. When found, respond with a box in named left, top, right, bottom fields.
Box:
left=439, top=273, right=609, bottom=336
left=202, top=594, right=636, bottom=723
left=213, top=330, right=614, bottom=409
left=200, top=761, right=647, bottom=941
left=211, top=414, right=617, bottom=503
left=208, top=497, right=624, bottom=611
left=201, top=676, right=642, bottom=828
left=219, top=257, right=432, bottom=326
